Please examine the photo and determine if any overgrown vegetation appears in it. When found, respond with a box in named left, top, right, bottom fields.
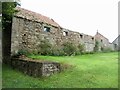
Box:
left=37, top=40, right=53, bottom=55
left=14, top=39, right=114, bottom=57
left=101, top=47, right=113, bottom=53
left=94, top=40, right=99, bottom=52
left=30, top=40, right=85, bottom=56
left=11, top=49, right=29, bottom=58
left=77, top=43, right=85, bottom=54
left=62, top=42, right=77, bottom=56
left=93, top=40, right=114, bottom=53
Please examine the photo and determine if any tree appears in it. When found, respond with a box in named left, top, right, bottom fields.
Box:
left=2, top=2, right=18, bottom=27
left=2, top=1, right=19, bottom=64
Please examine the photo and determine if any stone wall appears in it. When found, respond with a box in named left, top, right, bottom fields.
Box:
left=59, top=28, right=95, bottom=52
left=11, top=17, right=63, bottom=55
left=11, top=16, right=96, bottom=55
left=81, top=34, right=95, bottom=52
left=11, top=58, right=60, bottom=77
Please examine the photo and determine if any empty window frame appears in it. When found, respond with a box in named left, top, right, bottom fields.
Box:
left=80, top=34, right=83, bottom=38
left=92, top=37, right=94, bottom=40
left=101, top=39, right=103, bottom=42
left=63, top=31, right=68, bottom=36
left=44, top=26, right=50, bottom=32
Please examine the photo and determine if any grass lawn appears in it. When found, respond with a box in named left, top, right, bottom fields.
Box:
left=2, top=52, right=118, bottom=88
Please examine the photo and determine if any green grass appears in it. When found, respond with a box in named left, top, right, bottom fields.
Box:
left=2, top=52, right=118, bottom=88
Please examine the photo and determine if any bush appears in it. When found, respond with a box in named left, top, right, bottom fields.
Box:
left=82, top=51, right=94, bottom=54
left=30, top=40, right=97, bottom=56
left=77, top=43, right=85, bottom=54
left=37, top=40, right=52, bottom=55
left=33, top=41, right=79, bottom=56
left=51, top=48, right=65, bottom=56
left=31, top=50, right=39, bottom=55
left=101, top=47, right=113, bottom=53
left=18, top=49, right=29, bottom=55
left=12, top=49, right=29, bottom=58
left=62, top=42, right=77, bottom=56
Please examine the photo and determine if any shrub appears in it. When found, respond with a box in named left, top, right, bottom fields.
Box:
left=18, top=49, right=29, bottom=55
left=101, top=47, right=113, bottom=53
left=77, top=43, right=85, bottom=54
left=31, top=50, right=39, bottom=55
left=37, top=40, right=53, bottom=55
left=62, top=42, right=77, bottom=56
left=83, top=51, right=94, bottom=54
left=12, top=49, right=29, bottom=58
left=51, top=48, right=65, bottom=56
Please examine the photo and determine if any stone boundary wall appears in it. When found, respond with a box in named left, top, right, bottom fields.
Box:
left=11, top=58, right=61, bottom=77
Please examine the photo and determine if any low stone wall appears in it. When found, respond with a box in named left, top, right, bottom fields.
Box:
left=11, top=58, right=61, bottom=77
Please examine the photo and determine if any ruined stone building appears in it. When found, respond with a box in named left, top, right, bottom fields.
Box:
left=62, top=28, right=95, bottom=52
left=11, top=7, right=62, bottom=54
left=11, top=7, right=114, bottom=55
left=94, top=31, right=112, bottom=51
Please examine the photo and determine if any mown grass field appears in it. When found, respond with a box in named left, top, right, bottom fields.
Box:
left=2, top=52, right=118, bottom=88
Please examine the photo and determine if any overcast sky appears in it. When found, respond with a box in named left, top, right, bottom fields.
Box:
left=21, top=0, right=119, bottom=42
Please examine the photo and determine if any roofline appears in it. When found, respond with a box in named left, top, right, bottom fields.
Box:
left=96, top=32, right=109, bottom=40
left=112, top=35, right=120, bottom=43
left=14, top=16, right=61, bottom=28
left=15, top=7, right=61, bottom=28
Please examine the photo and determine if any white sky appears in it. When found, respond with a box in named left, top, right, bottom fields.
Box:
left=21, top=0, right=119, bottom=43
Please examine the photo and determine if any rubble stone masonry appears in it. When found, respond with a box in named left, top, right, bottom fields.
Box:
left=11, top=7, right=113, bottom=55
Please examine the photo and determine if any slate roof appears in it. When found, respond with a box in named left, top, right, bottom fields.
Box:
left=15, top=7, right=60, bottom=27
